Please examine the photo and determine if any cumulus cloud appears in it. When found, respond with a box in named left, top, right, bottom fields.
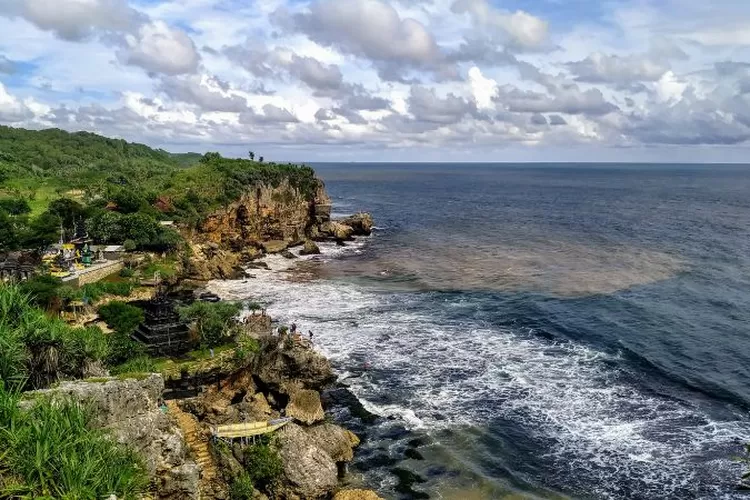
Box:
left=159, top=74, right=249, bottom=112
left=408, top=85, right=481, bottom=125
left=273, top=0, right=448, bottom=80
left=451, top=0, right=548, bottom=50
left=121, top=21, right=200, bottom=75
left=0, top=82, right=34, bottom=122
left=568, top=53, right=668, bottom=88
left=0, top=0, right=142, bottom=41
left=2, top=0, right=750, bottom=158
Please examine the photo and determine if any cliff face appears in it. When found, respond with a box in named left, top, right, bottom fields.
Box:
left=197, top=180, right=332, bottom=250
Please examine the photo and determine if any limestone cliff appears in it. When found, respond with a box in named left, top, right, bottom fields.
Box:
left=193, top=179, right=331, bottom=250
left=183, top=179, right=335, bottom=280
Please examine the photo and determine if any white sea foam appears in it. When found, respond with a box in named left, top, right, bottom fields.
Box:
left=209, top=242, right=750, bottom=499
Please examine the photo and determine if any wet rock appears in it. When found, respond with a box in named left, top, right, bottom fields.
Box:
left=339, top=213, right=373, bottom=236
left=286, top=389, right=325, bottom=425
left=300, top=240, right=321, bottom=255
left=404, top=448, right=424, bottom=460
left=277, top=422, right=338, bottom=499
left=246, top=261, right=270, bottom=270
left=305, top=423, right=360, bottom=462
left=320, top=221, right=354, bottom=241
left=392, top=468, right=429, bottom=499
left=261, top=240, right=288, bottom=254
left=333, top=490, right=384, bottom=500
left=281, top=249, right=298, bottom=259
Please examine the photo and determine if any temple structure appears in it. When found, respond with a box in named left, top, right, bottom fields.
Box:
left=0, top=253, right=36, bottom=282
left=131, top=291, right=193, bottom=356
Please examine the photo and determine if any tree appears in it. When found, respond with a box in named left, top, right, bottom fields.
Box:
left=258, top=156, right=264, bottom=163
left=0, top=211, right=19, bottom=251
left=48, top=198, right=85, bottom=230
left=112, top=188, right=145, bottom=214
left=248, top=151, right=255, bottom=161
left=89, top=210, right=124, bottom=244
left=0, top=198, right=31, bottom=216
left=178, top=301, right=241, bottom=347
left=21, top=211, right=61, bottom=250
left=121, top=213, right=158, bottom=246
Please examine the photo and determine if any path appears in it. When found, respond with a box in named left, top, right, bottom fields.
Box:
left=166, top=401, right=218, bottom=493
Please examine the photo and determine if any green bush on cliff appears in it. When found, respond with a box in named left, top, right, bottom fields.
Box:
left=98, top=301, right=144, bottom=335
left=242, top=440, right=284, bottom=490
left=0, top=380, right=149, bottom=498
left=178, top=301, right=242, bottom=348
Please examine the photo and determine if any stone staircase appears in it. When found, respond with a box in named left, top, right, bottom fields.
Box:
left=167, top=401, right=218, bottom=491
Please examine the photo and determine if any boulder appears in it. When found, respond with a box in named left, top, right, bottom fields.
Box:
left=285, top=389, right=325, bottom=425
left=330, top=222, right=354, bottom=241
left=305, top=424, right=360, bottom=462
left=261, top=240, right=288, bottom=254
left=281, top=249, right=298, bottom=259
left=252, top=337, right=335, bottom=395
left=300, top=240, right=321, bottom=255
left=339, top=213, right=374, bottom=236
left=334, top=490, right=385, bottom=500
left=307, top=225, right=323, bottom=241
left=320, top=221, right=354, bottom=241
left=276, top=422, right=338, bottom=499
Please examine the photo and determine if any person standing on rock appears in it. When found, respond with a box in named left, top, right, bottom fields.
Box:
left=291, top=322, right=297, bottom=334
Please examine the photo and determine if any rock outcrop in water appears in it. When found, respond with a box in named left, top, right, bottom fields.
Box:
left=180, top=178, right=371, bottom=280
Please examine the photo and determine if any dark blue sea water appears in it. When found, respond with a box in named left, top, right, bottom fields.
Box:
left=215, top=163, right=750, bottom=499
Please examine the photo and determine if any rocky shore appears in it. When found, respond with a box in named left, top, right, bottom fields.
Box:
left=27, top=178, right=381, bottom=499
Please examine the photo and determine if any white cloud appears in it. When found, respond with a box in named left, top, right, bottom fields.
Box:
left=451, top=0, right=548, bottom=49
left=467, top=66, right=496, bottom=108
left=0, top=0, right=142, bottom=40
left=121, top=21, right=200, bottom=75
left=0, top=0, right=749, bottom=160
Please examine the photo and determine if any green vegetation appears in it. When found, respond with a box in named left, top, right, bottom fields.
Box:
left=19, top=274, right=134, bottom=307
left=242, top=439, right=284, bottom=490
left=0, top=125, right=319, bottom=253
left=98, top=301, right=144, bottom=335
left=178, top=300, right=242, bottom=348
left=0, top=381, right=149, bottom=498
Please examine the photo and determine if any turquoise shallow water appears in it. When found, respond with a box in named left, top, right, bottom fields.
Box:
left=221, top=163, right=750, bottom=499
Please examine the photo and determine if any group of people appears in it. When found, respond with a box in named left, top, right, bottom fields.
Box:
left=279, top=322, right=314, bottom=345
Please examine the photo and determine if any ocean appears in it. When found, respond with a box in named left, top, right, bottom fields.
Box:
left=210, top=163, right=750, bottom=499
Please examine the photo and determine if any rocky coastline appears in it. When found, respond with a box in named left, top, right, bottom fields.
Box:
left=26, top=178, right=381, bottom=499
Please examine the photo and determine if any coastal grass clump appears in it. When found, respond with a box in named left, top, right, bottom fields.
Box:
left=0, top=283, right=119, bottom=388
left=0, top=381, right=149, bottom=499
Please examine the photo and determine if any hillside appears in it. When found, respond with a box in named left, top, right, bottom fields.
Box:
left=0, top=126, right=319, bottom=253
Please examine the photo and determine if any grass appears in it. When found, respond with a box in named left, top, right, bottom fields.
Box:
left=0, top=381, right=150, bottom=498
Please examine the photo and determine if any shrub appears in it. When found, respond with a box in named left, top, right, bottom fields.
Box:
left=107, top=331, right=147, bottom=367
left=0, top=382, right=149, bottom=498
left=243, top=441, right=283, bottom=489
left=98, top=301, right=144, bottom=335
left=178, top=301, right=241, bottom=348
left=229, top=471, right=255, bottom=499
left=60, top=326, right=111, bottom=377
left=233, top=336, right=260, bottom=364
left=18, top=275, right=63, bottom=309
left=123, top=239, right=137, bottom=252
left=119, top=267, right=135, bottom=278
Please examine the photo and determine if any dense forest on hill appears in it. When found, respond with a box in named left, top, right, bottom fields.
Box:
left=0, top=126, right=317, bottom=252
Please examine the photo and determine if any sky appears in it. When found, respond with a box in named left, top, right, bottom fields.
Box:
left=1, top=0, right=750, bottom=162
